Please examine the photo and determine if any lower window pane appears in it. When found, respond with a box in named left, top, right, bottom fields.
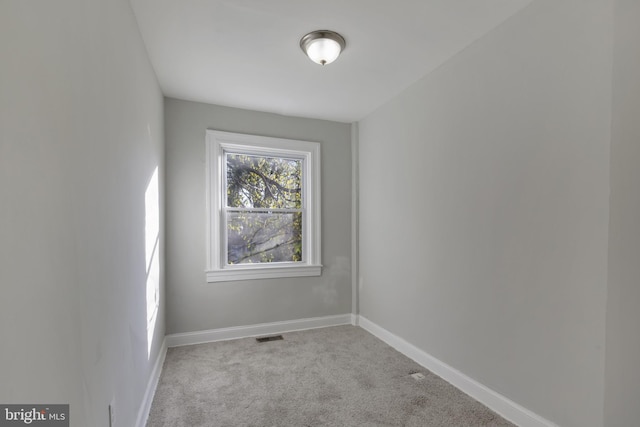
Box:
left=227, top=211, right=302, bottom=264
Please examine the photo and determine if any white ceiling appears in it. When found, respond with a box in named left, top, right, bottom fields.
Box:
left=131, top=0, right=533, bottom=123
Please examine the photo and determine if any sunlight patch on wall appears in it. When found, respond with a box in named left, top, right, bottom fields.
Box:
left=145, top=167, right=160, bottom=359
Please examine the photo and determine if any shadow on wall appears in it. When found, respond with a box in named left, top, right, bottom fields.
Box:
left=145, top=166, right=160, bottom=360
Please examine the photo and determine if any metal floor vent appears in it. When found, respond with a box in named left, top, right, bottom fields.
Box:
left=255, top=335, right=284, bottom=343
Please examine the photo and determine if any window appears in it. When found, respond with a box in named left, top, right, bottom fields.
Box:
left=206, top=130, right=321, bottom=282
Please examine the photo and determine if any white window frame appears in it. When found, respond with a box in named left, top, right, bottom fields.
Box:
left=205, top=130, right=322, bottom=282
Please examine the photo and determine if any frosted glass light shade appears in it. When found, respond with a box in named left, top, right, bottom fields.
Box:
left=300, top=30, right=346, bottom=65
left=306, top=38, right=341, bottom=65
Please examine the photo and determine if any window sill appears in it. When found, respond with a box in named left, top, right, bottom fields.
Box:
left=206, top=265, right=322, bottom=283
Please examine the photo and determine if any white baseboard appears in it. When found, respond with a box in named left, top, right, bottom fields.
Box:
left=165, top=314, right=353, bottom=348
left=358, top=316, right=557, bottom=427
left=350, top=313, right=359, bottom=326
left=135, top=337, right=167, bottom=427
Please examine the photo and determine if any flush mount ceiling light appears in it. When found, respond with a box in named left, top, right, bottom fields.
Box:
left=299, top=30, right=346, bottom=65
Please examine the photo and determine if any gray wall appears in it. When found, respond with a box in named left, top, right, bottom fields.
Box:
left=164, top=98, right=352, bottom=334
left=604, top=0, right=640, bottom=425
left=0, top=0, right=165, bottom=426
left=357, top=1, right=611, bottom=426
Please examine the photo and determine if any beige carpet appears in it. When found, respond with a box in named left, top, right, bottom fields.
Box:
left=147, top=325, right=515, bottom=426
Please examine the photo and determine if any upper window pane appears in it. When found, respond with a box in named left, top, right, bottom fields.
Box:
left=226, top=153, right=302, bottom=209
